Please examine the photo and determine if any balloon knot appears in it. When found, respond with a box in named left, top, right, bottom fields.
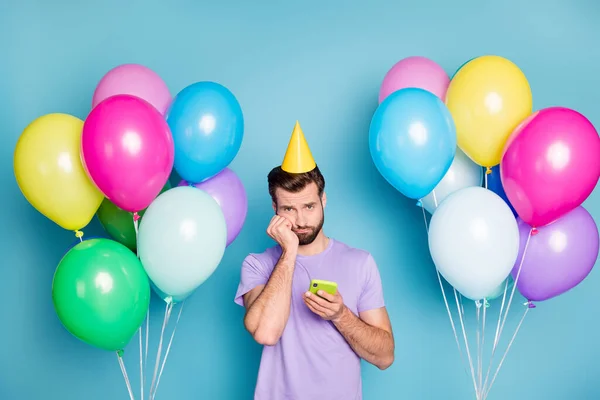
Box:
left=531, top=227, right=538, bottom=236
left=117, top=349, right=124, bottom=358
left=74, top=230, right=84, bottom=239
left=416, top=200, right=423, bottom=207
left=525, top=301, right=536, bottom=309
left=485, top=167, right=492, bottom=175
left=133, top=212, right=140, bottom=222
left=484, top=299, right=490, bottom=308
left=475, top=300, right=482, bottom=309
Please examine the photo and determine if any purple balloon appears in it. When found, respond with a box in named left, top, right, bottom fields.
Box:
left=178, top=168, right=247, bottom=246
left=511, top=206, right=599, bottom=302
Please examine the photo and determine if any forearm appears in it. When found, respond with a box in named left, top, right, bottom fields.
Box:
left=333, top=307, right=394, bottom=369
left=244, top=251, right=296, bottom=345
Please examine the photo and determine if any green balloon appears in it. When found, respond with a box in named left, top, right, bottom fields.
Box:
left=96, top=181, right=172, bottom=251
left=52, top=238, right=150, bottom=352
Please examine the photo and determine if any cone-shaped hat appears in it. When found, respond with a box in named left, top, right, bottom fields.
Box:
left=281, top=121, right=316, bottom=173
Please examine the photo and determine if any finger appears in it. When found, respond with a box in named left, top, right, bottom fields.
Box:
left=305, top=292, right=331, bottom=311
left=316, top=290, right=336, bottom=302
left=304, top=298, right=326, bottom=317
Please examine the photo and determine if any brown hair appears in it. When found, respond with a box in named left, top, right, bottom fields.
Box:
left=267, top=165, right=325, bottom=204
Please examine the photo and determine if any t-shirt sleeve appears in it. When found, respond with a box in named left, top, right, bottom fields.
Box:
left=234, top=254, right=269, bottom=307
left=357, top=253, right=385, bottom=313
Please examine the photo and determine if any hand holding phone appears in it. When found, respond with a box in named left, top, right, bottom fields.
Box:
left=309, top=279, right=338, bottom=297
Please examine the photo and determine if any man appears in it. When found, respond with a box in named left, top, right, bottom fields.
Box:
left=234, top=121, right=394, bottom=400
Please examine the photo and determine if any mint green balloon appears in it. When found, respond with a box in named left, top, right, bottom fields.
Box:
left=52, top=238, right=150, bottom=351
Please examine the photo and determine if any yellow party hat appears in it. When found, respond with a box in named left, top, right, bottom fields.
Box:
left=281, top=121, right=316, bottom=173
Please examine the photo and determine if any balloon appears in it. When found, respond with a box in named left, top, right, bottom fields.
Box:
left=511, top=206, right=599, bottom=302
left=420, top=148, right=483, bottom=214
left=81, top=94, right=174, bottom=213
left=369, top=88, right=457, bottom=199
left=501, top=107, right=600, bottom=227
left=63, top=235, right=108, bottom=256
left=92, top=63, right=172, bottom=114
left=428, top=186, right=520, bottom=301
left=167, top=81, right=244, bottom=183
left=445, top=55, right=533, bottom=167
left=52, top=238, right=150, bottom=351
left=96, top=181, right=172, bottom=251
left=178, top=168, right=247, bottom=246
left=379, top=56, right=450, bottom=103
left=13, top=113, right=104, bottom=231
left=485, top=276, right=514, bottom=301
left=137, top=186, right=227, bottom=302
left=486, top=165, right=517, bottom=217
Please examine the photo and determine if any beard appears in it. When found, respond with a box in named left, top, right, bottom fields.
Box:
left=294, top=214, right=324, bottom=246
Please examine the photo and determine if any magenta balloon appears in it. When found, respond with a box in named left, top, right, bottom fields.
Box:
left=178, top=168, right=247, bottom=246
left=501, top=107, right=600, bottom=228
left=511, top=206, right=599, bottom=302
left=82, top=95, right=174, bottom=213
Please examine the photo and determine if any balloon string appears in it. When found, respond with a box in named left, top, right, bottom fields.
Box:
left=481, top=228, right=533, bottom=393
left=454, top=289, right=479, bottom=396
left=420, top=205, right=470, bottom=381
left=138, top=327, right=144, bottom=400
left=152, top=302, right=185, bottom=400
left=475, top=301, right=481, bottom=398
left=432, top=190, right=438, bottom=208
left=149, top=301, right=173, bottom=399
left=75, top=230, right=84, bottom=242
left=144, top=309, right=149, bottom=390
left=480, top=299, right=487, bottom=394
left=482, top=305, right=530, bottom=398
left=117, top=351, right=135, bottom=400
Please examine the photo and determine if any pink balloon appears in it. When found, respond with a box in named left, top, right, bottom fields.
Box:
left=501, top=107, right=600, bottom=227
left=82, top=95, right=175, bottom=213
left=379, top=56, right=450, bottom=103
left=92, top=64, right=172, bottom=115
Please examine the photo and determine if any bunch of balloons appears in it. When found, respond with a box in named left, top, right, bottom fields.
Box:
left=13, top=63, right=247, bottom=352
left=371, top=55, right=600, bottom=304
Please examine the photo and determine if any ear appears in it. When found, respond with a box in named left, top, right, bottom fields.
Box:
left=272, top=201, right=277, bottom=214
left=321, top=191, right=327, bottom=208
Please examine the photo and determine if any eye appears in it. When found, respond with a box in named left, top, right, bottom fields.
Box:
left=284, top=207, right=293, bottom=212
left=307, top=204, right=314, bottom=210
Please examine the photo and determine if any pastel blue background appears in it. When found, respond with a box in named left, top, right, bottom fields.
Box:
left=1, top=1, right=599, bottom=399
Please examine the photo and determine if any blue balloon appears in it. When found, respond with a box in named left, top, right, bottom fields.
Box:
left=167, top=81, right=244, bottom=183
left=369, top=88, right=457, bottom=199
left=486, top=165, right=518, bottom=217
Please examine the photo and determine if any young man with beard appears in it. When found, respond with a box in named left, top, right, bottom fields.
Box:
left=234, top=122, right=395, bottom=400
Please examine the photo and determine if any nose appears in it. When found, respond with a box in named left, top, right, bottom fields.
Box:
left=295, top=211, right=307, bottom=227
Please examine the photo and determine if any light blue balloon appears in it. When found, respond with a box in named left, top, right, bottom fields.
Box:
left=167, top=81, right=244, bottom=183
left=369, top=87, right=457, bottom=199
left=137, top=186, right=227, bottom=303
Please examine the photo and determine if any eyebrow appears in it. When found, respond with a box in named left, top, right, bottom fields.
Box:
left=279, top=202, right=317, bottom=209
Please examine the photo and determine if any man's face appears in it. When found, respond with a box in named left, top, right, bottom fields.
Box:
left=273, top=182, right=326, bottom=246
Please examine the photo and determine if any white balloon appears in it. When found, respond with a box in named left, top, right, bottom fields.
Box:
left=421, top=148, right=483, bottom=214
left=427, top=186, right=519, bottom=301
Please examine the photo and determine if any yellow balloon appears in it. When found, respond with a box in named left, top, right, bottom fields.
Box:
left=445, top=55, right=533, bottom=167
left=14, top=113, right=104, bottom=232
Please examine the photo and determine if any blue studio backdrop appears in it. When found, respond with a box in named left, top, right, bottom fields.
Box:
left=1, top=1, right=599, bottom=399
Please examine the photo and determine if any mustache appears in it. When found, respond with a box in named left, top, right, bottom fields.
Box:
left=293, top=226, right=314, bottom=231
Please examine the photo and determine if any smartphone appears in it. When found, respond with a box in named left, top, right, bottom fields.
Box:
left=309, top=279, right=338, bottom=296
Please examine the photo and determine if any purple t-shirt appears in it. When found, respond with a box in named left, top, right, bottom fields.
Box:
left=234, top=238, right=385, bottom=400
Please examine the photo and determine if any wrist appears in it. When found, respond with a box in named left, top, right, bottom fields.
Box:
left=332, top=304, right=351, bottom=325
left=280, top=249, right=297, bottom=266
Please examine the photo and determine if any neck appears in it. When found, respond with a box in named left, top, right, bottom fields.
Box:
left=297, top=230, right=329, bottom=256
